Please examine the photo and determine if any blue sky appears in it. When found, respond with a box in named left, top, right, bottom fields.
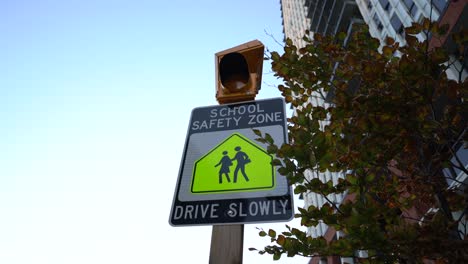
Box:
left=1, top=1, right=307, bottom=263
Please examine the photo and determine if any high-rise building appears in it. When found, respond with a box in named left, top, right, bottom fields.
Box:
left=279, top=0, right=365, bottom=241
left=281, top=0, right=311, bottom=47
left=356, top=0, right=467, bottom=80
left=281, top=0, right=364, bottom=43
left=280, top=0, right=467, bottom=263
left=357, top=0, right=449, bottom=45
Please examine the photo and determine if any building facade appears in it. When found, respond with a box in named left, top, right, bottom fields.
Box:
left=281, top=0, right=311, bottom=47
left=280, top=0, right=467, bottom=263
left=357, top=0, right=448, bottom=45
left=281, top=0, right=364, bottom=241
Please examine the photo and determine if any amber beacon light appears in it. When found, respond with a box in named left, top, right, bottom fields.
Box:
left=215, top=40, right=264, bottom=104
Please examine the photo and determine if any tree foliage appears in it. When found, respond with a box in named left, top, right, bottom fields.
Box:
left=252, top=19, right=468, bottom=263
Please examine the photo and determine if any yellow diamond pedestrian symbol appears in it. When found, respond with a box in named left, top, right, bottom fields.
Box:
left=191, top=133, right=275, bottom=194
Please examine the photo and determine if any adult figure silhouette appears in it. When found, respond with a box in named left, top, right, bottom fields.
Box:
left=232, top=146, right=250, bottom=183
left=214, top=151, right=232, bottom=184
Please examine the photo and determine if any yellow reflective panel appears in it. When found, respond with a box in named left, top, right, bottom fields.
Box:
left=191, top=133, right=274, bottom=194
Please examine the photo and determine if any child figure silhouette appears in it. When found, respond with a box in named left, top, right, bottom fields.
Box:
left=214, top=151, right=232, bottom=184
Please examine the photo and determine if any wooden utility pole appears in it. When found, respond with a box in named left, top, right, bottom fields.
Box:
left=209, top=225, right=244, bottom=264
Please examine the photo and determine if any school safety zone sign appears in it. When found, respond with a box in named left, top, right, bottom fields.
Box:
left=169, top=98, right=294, bottom=226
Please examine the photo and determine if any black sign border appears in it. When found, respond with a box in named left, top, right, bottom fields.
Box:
left=169, top=98, right=293, bottom=226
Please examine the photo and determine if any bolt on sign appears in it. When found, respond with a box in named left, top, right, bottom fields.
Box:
left=169, top=98, right=294, bottom=226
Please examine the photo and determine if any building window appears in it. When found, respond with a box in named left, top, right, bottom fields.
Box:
left=373, top=13, right=383, bottom=31
left=444, top=146, right=468, bottom=187
left=379, top=0, right=392, bottom=12
left=402, top=0, right=418, bottom=18
left=391, top=13, right=404, bottom=35
left=433, top=0, right=448, bottom=14
left=367, top=0, right=373, bottom=10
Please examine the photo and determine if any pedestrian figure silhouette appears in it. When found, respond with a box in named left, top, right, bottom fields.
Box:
left=214, top=151, right=232, bottom=184
left=232, top=146, right=250, bottom=183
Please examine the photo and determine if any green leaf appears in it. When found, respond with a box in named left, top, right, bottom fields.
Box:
left=264, top=133, right=274, bottom=144
left=273, top=252, right=281, bottom=260
left=347, top=174, right=357, bottom=185
left=365, top=173, right=375, bottom=182
left=405, top=23, right=422, bottom=34
left=252, top=129, right=262, bottom=137
left=382, top=46, right=393, bottom=57
left=277, top=235, right=286, bottom=246
left=271, top=159, right=282, bottom=166
left=294, top=185, right=307, bottom=194
left=268, top=229, right=277, bottom=238
left=271, top=51, right=280, bottom=61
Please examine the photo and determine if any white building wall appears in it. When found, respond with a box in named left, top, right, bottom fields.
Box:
left=355, top=0, right=447, bottom=46
left=281, top=0, right=311, bottom=48
left=280, top=0, right=355, bottom=239
left=355, top=0, right=467, bottom=81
